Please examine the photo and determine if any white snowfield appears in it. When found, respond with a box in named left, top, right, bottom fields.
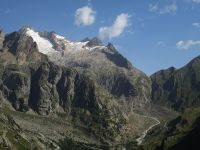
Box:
left=26, top=28, right=55, bottom=54
left=55, top=34, right=65, bottom=40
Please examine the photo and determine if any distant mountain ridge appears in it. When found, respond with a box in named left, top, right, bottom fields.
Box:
left=151, top=55, right=200, bottom=111
left=144, top=55, right=200, bottom=150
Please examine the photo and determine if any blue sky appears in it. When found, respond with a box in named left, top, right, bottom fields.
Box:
left=1, top=0, right=200, bottom=75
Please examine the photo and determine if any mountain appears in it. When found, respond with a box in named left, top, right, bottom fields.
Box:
left=2, top=26, right=200, bottom=150
left=151, top=56, right=200, bottom=111
left=0, top=27, right=152, bottom=113
left=0, top=27, right=158, bottom=149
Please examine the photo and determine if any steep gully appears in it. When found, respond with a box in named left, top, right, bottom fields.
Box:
left=136, top=116, right=160, bottom=145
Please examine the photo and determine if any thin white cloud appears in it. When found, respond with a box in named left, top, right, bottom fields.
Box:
left=75, top=6, right=96, bottom=26
left=156, top=41, right=165, bottom=47
left=176, top=40, right=200, bottom=50
left=192, top=22, right=200, bottom=28
left=191, top=0, right=200, bottom=4
left=186, top=0, right=200, bottom=5
left=98, top=13, right=131, bottom=40
left=149, top=3, right=177, bottom=14
left=149, top=4, right=159, bottom=12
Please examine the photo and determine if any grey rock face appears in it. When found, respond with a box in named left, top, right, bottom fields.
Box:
left=103, top=43, right=132, bottom=69
left=57, top=68, right=76, bottom=113
left=1, top=67, right=30, bottom=111
left=3, top=31, right=46, bottom=64
left=30, top=62, right=62, bottom=115
left=0, top=30, right=4, bottom=49
left=0, top=61, right=126, bottom=141
left=81, top=37, right=103, bottom=47
left=86, top=37, right=103, bottom=47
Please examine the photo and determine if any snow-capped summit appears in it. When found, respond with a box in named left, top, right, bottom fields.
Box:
left=22, top=27, right=93, bottom=55
left=19, top=27, right=130, bottom=70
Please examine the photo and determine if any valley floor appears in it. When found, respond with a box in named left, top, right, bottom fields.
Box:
left=136, top=116, right=160, bottom=145
left=0, top=104, right=178, bottom=150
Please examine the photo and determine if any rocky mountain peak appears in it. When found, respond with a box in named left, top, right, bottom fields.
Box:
left=89, top=37, right=103, bottom=46
left=82, top=37, right=103, bottom=47
left=19, top=26, right=33, bottom=34
left=81, top=37, right=90, bottom=42
left=106, top=42, right=117, bottom=52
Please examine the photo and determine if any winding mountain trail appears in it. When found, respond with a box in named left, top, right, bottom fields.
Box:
left=136, top=116, right=160, bottom=145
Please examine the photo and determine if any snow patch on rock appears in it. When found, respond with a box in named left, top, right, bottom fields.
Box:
left=55, top=34, right=65, bottom=40
left=25, top=28, right=55, bottom=54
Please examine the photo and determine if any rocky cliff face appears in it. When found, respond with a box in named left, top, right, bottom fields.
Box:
left=151, top=56, right=200, bottom=111
left=29, top=62, right=62, bottom=115
left=1, top=66, right=30, bottom=111
left=0, top=63, right=127, bottom=142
